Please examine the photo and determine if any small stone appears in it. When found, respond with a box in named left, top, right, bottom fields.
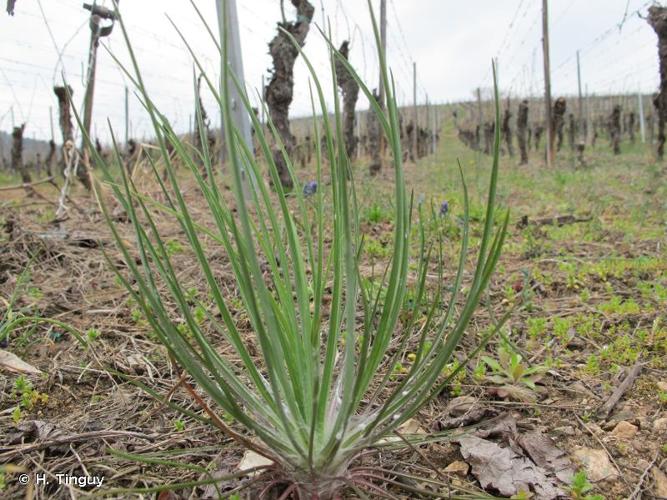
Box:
left=446, top=396, right=477, bottom=417
left=573, top=447, right=618, bottom=482
left=398, top=418, right=424, bottom=435
left=656, top=381, right=667, bottom=392
left=653, top=417, right=667, bottom=433
left=444, top=460, right=469, bottom=476
left=568, top=381, right=594, bottom=397
left=610, top=421, right=638, bottom=440
left=632, top=441, right=648, bottom=454
left=238, top=450, right=273, bottom=474
left=586, top=423, right=604, bottom=435
left=566, top=334, right=584, bottom=349
left=608, top=409, right=635, bottom=424
left=653, top=467, right=667, bottom=497
left=601, top=420, right=616, bottom=431
left=126, top=353, right=147, bottom=375
left=554, top=425, right=576, bottom=436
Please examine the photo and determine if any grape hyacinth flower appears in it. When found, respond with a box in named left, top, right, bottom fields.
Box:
left=439, top=200, right=449, bottom=216
left=303, top=180, right=318, bottom=197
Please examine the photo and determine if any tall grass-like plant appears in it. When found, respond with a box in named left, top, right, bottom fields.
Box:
left=90, top=1, right=507, bottom=497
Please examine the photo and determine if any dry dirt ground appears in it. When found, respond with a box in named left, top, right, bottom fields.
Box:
left=0, top=124, right=666, bottom=499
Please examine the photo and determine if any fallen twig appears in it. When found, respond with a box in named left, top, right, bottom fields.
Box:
left=597, top=359, right=643, bottom=419
left=0, top=429, right=157, bottom=461
left=628, top=452, right=659, bottom=499
left=516, top=214, right=593, bottom=229
left=0, top=177, right=56, bottom=192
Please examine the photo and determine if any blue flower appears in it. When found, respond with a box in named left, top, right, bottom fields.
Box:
left=439, top=200, right=449, bottom=216
left=303, top=180, right=318, bottom=197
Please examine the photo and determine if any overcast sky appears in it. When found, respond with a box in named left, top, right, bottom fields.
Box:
left=0, top=0, right=661, bottom=143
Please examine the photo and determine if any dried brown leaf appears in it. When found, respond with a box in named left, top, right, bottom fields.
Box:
left=457, top=435, right=565, bottom=499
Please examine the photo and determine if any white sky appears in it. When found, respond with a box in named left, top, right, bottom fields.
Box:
left=0, top=0, right=662, bottom=142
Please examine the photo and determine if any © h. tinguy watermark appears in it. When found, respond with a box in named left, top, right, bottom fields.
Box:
left=18, top=472, right=104, bottom=488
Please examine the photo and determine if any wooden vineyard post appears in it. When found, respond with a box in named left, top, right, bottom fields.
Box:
left=412, top=62, right=418, bottom=162
left=542, top=0, right=554, bottom=167
left=80, top=1, right=119, bottom=189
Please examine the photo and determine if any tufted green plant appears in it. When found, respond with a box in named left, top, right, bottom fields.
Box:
left=89, top=1, right=507, bottom=497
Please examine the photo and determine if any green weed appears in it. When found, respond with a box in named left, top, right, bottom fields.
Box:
left=569, top=470, right=604, bottom=500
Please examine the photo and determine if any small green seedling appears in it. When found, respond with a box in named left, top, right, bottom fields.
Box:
left=527, top=317, right=547, bottom=339
left=481, top=341, right=547, bottom=401
left=11, top=375, right=48, bottom=424
left=165, top=239, right=185, bottom=256
left=193, top=305, right=207, bottom=324
left=569, top=470, right=604, bottom=500
left=658, top=391, right=667, bottom=405
left=11, top=407, right=22, bottom=426
left=130, top=308, right=142, bottom=323
left=363, top=202, right=391, bottom=224
left=584, top=354, right=600, bottom=376
left=441, top=362, right=465, bottom=396
left=472, top=361, right=486, bottom=382
left=86, top=328, right=101, bottom=342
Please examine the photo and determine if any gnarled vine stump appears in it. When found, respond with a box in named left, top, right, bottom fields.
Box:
left=609, top=105, right=622, bottom=155
left=648, top=5, right=667, bottom=160
left=368, top=90, right=382, bottom=175
left=502, top=105, right=513, bottom=157
left=53, top=85, right=88, bottom=188
left=553, top=97, right=566, bottom=153
left=517, top=99, right=529, bottom=165
left=11, top=124, right=32, bottom=196
left=265, top=0, right=315, bottom=188
left=335, top=41, right=360, bottom=160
